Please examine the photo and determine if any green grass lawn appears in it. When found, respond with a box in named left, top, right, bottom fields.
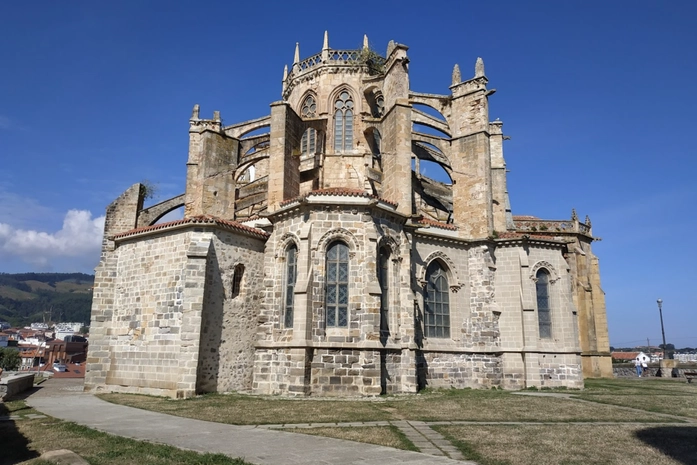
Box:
left=0, top=400, right=251, bottom=465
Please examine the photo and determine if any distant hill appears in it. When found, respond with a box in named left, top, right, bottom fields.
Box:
left=0, top=273, right=94, bottom=327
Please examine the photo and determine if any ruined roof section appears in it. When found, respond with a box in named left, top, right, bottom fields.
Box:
left=414, top=216, right=457, bottom=231
left=279, top=187, right=398, bottom=208
left=113, top=215, right=270, bottom=240
left=496, top=231, right=561, bottom=241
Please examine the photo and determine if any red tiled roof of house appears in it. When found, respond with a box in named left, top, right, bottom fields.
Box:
left=279, top=188, right=398, bottom=208
left=611, top=352, right=640, bottom=360
left=113, top=215, right=270, bottom=240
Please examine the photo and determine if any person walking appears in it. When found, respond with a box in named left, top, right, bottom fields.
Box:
left=642, top=359, right=649, bottom=377
left=635, top=357, right=643, bottom=377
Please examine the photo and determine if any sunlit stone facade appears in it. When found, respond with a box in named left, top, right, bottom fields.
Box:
left=85, top=34, right=611, bottom=398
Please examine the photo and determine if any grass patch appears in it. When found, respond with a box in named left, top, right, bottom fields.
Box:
left=99, top=392, right=393, bottom=425
left=99, top=386, right=666, bottom=425
left=574, top=378, right=697, bottom=419
left=95, top=378, right=697, bottom=465
left=435, top=424, right=697, bottom=465
left=1, top=400, right=251, bottom=465
left=0, top=285, right=36, bottom=300
left=284, top=425, right=418, bottom=451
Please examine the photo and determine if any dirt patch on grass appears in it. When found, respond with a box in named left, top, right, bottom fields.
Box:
left=283, top=425, right=418, bottom=451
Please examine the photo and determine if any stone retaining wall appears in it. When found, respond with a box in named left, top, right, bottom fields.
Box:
left=613, top=366, right=695, bottom=378
left=0, top=373, right=35, bottom=400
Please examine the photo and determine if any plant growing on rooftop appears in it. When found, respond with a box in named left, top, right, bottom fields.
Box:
left=358, top=47, right=386, bottom=76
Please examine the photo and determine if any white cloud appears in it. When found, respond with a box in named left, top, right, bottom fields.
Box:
left=0, top=210, right=105, bottom=271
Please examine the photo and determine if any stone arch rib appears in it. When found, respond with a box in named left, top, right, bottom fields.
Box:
left=137, top=194, right=185, bottom=227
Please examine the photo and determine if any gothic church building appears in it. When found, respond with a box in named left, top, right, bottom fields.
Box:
left=85, top=34, right=612, bottom=398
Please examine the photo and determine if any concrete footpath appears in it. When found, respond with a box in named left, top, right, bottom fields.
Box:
left=25, top=379, right=475, bottom=465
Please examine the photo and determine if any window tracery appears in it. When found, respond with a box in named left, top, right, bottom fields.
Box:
left=424, top=261, right=450, bottom=338
left=301, top=95, right=316, bottom=118
left=334, top=91, right=354, bottom=152
left=325, top=241, right=349, bottom=327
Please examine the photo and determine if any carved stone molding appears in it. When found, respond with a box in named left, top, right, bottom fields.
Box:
left=530, top=260, right=561, bottom=283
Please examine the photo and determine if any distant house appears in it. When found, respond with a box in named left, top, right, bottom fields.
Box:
left=611, top=351, right=639, bottom=362
left=635, top=352, right=650, bottom=364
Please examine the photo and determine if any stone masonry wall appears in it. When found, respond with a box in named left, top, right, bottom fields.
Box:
left=196, top=229, right=265, bottom=393
left=494, top=242, right=583, bottom=389
left=420, top=352, right=502, bottom=389
left=86, top=229, right=202, bottom=397
left=254, top=202, right=418, bottom=395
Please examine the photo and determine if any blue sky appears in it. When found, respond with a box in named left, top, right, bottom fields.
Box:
left=1, top=1, right=695, bottom=347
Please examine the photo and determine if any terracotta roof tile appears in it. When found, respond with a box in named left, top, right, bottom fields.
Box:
left=114, top=215, right=270, bottom=240
left=611, top=352, right=640, bottom=360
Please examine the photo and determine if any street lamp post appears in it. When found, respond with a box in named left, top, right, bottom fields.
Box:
left=657, top=298, right=668, bottom=360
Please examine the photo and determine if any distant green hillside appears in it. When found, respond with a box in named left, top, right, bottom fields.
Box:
left=0, top=273, right=94, bottom=327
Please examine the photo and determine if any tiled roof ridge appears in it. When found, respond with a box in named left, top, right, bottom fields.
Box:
left=113, top=215, right=269, bottom=240
left=279, top=188, right=398, bottom=208
left=414, top=216, right=457, bottom=231
left=512, top=215, right=540, bottom=220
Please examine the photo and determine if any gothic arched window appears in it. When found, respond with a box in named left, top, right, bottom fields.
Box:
left=334, top=91, right=354, bottom=152
left=325, top=241, right=349, bottom=327
left=375, top=94, right=384, bottom=117
left=378, top=246, right=390, bottom=338
left=424, top=261, right=450, bottom=338
left=284, top=245, right=298, bottom=328
left=301, top=95, right=316, bottom=118
left=536, top=269, right=552, bottom=338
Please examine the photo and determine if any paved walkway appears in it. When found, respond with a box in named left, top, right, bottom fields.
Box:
left=23, top=379, right=476, bottom=465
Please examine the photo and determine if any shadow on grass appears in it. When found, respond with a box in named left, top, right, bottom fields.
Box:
left=635, top=426, right=697, bottom=464
left=0, top=402, right=39, bottom=465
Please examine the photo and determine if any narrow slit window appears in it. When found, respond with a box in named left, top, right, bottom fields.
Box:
left=231, top=264, right=244, bottom=299
left=378, top=247, right=390, bottom=338
left=284, top=245, right=297, bottom=328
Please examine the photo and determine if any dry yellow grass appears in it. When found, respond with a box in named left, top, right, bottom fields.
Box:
left=99, top=387, right=668, bottom=426
left=96, top=378, right=697, bottom=465
left=436, top=424, right=697, bottom=465
left=574, top=378, right=697, bottom=419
